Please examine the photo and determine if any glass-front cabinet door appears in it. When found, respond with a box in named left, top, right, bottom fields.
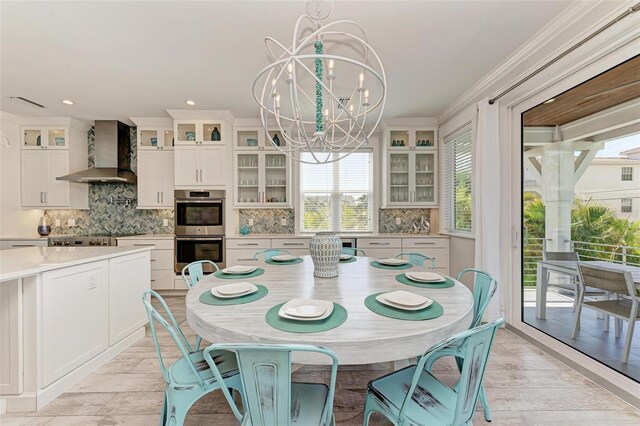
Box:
left=264, top=153, right=287, bottom=205
left=388, top=153, right=410, bottom=204
left=236, top=153, right=260, bottom=205
left=22, top=127, right=68, bottom=149
left=414, top=152, right=436, bottom=203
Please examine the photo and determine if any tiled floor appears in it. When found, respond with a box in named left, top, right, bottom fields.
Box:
left=2, top=296, right=640, bottom=426
left=523, top=289, right=640, bottom=382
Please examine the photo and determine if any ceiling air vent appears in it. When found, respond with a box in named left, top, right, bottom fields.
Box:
left=10, top=96, right=45, bottom=108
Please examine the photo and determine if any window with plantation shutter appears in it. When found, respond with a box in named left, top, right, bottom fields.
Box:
left=442, top=126, right=473, bottom=234
left=299, top=151, right=373, bottom=232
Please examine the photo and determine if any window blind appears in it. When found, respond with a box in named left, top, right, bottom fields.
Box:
left=443, top=126, right=473, bottom=233
left=299, top=151, right=373, bottom=232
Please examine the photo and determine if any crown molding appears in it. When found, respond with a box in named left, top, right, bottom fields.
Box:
left=437, top=0, right=633, bottom=126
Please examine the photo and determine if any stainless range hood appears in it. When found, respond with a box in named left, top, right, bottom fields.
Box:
left=57, top=120, right=137, bottom=184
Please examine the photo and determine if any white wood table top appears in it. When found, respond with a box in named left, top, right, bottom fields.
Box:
left=186, top=256, right=474, bottom=365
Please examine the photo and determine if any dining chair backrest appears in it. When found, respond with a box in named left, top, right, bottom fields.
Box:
left=395, top=252, right=435, bottom=269
left=342, top=247, right=366, bottom=256
left=457, top=268, right=498, bottom=328
left=253, top=249, right=292, bottom=261
left=181, top=260, right=219, bottom=288
left=141, top=290, right=205, bottom=388
left=543, top=251, right=579, bottom=262
left=411, top=319, right=503, bottom=425
left=578, top=264, right=636, bottom=298
left=203, top=343, right=339, bottom=425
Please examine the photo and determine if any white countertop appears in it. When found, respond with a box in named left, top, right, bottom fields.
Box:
left=0, top=246, right=152, bottom=281
left=0, top=236, right=49, bottom=241
left=226, top=233, right=447, bottom=239
left=116, top=234, right=175, bottom=240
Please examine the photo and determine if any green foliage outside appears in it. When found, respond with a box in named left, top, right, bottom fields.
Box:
left=523, top=193, right=640, bottom=286
left=303, top=194, right=369, bottom=232
left=454, top=171, right=472, bottom=231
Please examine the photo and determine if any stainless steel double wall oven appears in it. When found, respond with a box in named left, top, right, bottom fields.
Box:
left=174, top=189, right=226, bottom=273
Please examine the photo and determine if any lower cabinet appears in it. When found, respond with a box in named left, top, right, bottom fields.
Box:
left=108, top=251, right=150, bottom=345
left=117, top=238, right=176, bottom=290
left=41, top=261, right=109, bottom=387
left=0, top=281, right=22, bottom=395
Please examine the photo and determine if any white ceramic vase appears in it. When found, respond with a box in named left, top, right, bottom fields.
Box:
left=310, top=232, right=342, bottom=278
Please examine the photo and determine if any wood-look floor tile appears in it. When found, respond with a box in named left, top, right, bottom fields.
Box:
left=29, top=392, right=117, bottom=417
left=485, top=386, right=634, bottom=411
left=128, top=357, right=177, bottom=374
left=96, top=392, right=164, bottom=415
left=93, top=356, right=142, bottom=375
left=71, top=374, right=164, bottom=393
left=45, top=414, right=160, bottom=425
left=485, top=410, right=640, bottom=425
left=0, top=417, right=54, bottom=425
left=184, top=413, right=239, bottom=426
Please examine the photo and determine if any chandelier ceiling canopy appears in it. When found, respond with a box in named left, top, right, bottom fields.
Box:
left=252, top=1, right=386, bottom=164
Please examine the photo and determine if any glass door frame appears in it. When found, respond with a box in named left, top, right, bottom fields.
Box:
left=501, top=46, right=640, bottom=399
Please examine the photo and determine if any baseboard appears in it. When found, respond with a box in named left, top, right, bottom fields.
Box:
left=30, top=327, right=146, bottom=411
left=4, top=392, right=37, bottom=413
left=506, top=323, right=640, bottom=409
left=0, top=397, right=6, bottom=414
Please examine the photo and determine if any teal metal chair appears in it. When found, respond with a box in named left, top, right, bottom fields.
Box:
left=363, top=319, right=504, bottom=426
left=204, top=343, right=339, bottom=426
left=342, top=247, right=366, bottom=256
left=181, top=260, right=219, bottom=289
left=142, top=290, right=244, bottom=426
left=395, top=252, right=435, bottom=269
left=252, top=248, right=292, bottom=260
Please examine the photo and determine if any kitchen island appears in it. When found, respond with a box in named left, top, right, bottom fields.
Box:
left=0, top=246, right=152, bottom=413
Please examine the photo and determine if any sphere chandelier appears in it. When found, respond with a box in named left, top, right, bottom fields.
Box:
left=252, top=1, right=386, bottom=164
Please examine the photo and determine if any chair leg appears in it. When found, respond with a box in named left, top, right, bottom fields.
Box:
left=622, top=320, right=636, bottom=364
left=160, top=391, right=168, bottom=426
left=571, top=277, right=577, bottom=312
left=362, top=395, right=375, bottom=426
left=479, top=384, right=492, bottom=422
left=572, top=297, right=583, bottom=338
left=615, top=318, right=622, bottom=338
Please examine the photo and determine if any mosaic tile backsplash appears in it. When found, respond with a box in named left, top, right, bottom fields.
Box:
left=379, top=208, right=431, bottom=233
left=239, top=209, right=295, bottom=234
left=44, top=127, right=174, bottom=235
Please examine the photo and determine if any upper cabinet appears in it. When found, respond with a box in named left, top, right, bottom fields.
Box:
left=235, top=128, right=286, bottom=150
left=174, top=120, right=224, bottom=145
left=137, top=128, right=174, bottom=150
left=382, top=126, right=438, bottom=208
left=20, top=118, right=89, bottom=209
left=137, top=150, right=174, bottom=209
left=22, top=126, right=69, bottom=149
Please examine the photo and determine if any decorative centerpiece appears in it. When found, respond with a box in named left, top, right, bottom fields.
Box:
left=310, top=232, right=342, bottom=278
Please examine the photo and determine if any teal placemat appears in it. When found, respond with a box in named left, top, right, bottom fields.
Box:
left=265, top=258, right=303, bottom=265
left=339, top=257, right=357, bottom=264
left=364, top=293, right=444, bottom=321
left=214, top=268, right=265, bottom=279
left=265, top=302, right=348, bottom=333
left=395, top=274, right=455, bottom=289
left=200, top=285, right=268, bottom=305
left=369, top=261, right=413, bottom=270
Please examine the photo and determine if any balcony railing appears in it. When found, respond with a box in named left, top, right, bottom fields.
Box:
left=522, top=237, right=640, bottom=286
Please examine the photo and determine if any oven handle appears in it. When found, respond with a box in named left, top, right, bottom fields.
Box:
left=175, top=199, right=223, bottom=204
left=176, top=237, right=224, bottom=241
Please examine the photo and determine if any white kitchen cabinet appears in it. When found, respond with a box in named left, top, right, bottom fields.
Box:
left=137, top=127, right=174, bottom=151
left=21, top=126, right=68, bottom=150
left=21, top=150, right=70, bottom=207
left=0, top=239, right=48, bottom=250
left=0, top=281, right=21, bottom=395
left=137, top=150, right=174, bottom=209
left=108, top=251, right=150, bottom=345
left=234, top=152, right=290, bottom=207
left=401, top=237, right=449, bottom=272
left=357, top=237, right=402, bottom=259
left=41, top=261, right=109, bottom=387
left=117, top=238, right=175, bottom=291
left=175, top=146, right=224, bottom=187
left=235, top=127, right=286, bottom=150
left=383, top=127, right=438, bottom=208
left=174, top=120, right=224, bottom=145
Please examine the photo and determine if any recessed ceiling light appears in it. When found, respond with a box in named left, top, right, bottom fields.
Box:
left=61, top=99, right=74, bottom=105
left=543, top=98, right=555, bottom=104
left=185, top=100, right=196, bottom=106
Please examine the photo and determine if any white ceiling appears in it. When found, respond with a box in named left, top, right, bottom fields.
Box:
left=1, top=0, right=572, bottom=124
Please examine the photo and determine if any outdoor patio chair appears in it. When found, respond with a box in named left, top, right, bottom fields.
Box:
left=572, top=264, right=640, bottom=363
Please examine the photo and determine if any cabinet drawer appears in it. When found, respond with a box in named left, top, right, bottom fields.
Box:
left=151, top=270, right=176, bottom=290
left=357, top=238, right=402, bottom=249
left=150, top=249, right=174, bottom=270
left=272, top=238, right=310, bottom=249
left=362, top=248, right=401, bottom=259
left=226, top=239, right=271, bottom=249
left=416, top=248, right=448, bottom=269
left=226, top=249, right=264, bottom=266
left=117, top=239, right=173, bottom=250
left=402, top=238, right=448, bottom=249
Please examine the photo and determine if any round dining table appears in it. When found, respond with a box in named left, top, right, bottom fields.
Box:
left=186, top=256, right=474, bottom=365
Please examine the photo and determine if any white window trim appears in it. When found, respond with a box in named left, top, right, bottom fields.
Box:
left=440, top=122, right=475, bottom=237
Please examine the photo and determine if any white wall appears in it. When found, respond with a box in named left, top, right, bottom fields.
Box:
left=0, top=112, right=43, bottom=237
left=449, top=236, right=475, bottom=288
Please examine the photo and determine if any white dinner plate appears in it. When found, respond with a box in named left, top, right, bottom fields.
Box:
left=377, top=258, right=408, bottom=266
left=271, top=254, right=299, bottom=262
left=340, top=254, right=353, bottom=260
left=376, top=292, right=433, bottom=311
left=278, top=298, right=334, bottom=321
left=222, top=265, right=258, bottom=275
left=405, top=272, right=446, bottom=283
left=214, top=281, right=258, bottom=296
